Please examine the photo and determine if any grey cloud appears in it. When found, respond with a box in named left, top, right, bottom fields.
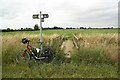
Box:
left=0, top=0, right=23, bottom=19
left=0, top=0, right=119, bottom=29
left=70, top=5, right=117, bottom=26
left=0, top=8, right=18, bottom=19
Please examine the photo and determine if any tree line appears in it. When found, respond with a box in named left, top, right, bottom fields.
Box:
left=1, top=24, right=117, bottom=32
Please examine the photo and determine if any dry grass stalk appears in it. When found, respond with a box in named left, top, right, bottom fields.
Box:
left=76, top=33, right=118, bottom=61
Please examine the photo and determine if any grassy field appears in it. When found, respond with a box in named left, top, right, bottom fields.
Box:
left=2, top=28, right=118, bottom=36
left=2, top=29, right=118, bottom=78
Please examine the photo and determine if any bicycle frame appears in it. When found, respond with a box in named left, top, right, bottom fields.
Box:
left=24, top=42, right=46, bottom=60
left=22, top=42, right=32, bottom=57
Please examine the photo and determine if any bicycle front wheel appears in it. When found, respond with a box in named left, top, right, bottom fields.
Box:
left=16, top=49, right=30, bottom=64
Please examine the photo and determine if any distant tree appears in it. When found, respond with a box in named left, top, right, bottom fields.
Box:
left=88, top=27, right=92, bottom=29
left=7, top=28, right=11, bottom=32
left=53, top=26, right=60, bottom=29
left=80, top=27, right=84, bottom=29
left=66, top=27, right=69, bottom=29
left=52, top=26, right=63, bottom=29
left=24, top=28, right=33, bottom=31
left=43, top=27, right=51, bottom=30
left=66, top=27, right=73, bottom=29
left=21, top=28, right=23, bottom=31
left=111, top=27, right=113, bottom=29
left=34, top=24, right=39, bottom=30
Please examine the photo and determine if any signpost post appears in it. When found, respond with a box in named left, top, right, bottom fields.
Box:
left=40, top=11, right=43, bottom=51
left=32, top=11, right=49, bottom=54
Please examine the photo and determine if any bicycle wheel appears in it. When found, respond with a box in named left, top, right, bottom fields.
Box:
left=16, top=49, right=30, bottom=64
left=40, top=47, right=54, bottom=63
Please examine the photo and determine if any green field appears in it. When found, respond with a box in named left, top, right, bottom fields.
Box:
left=2, top=29, right=118, bottom=36
left=2, top=29, right=119, bottom=78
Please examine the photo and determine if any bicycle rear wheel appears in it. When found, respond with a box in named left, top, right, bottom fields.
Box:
left=16, top=49, right=30, bottom=64
left=40, top=47, right=54, bottom=63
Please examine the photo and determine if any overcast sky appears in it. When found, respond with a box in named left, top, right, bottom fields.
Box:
left=0, top=0, right=119, bottom=29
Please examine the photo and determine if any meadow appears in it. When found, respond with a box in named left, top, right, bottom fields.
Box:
left=2, top=29, right=119, bottom=78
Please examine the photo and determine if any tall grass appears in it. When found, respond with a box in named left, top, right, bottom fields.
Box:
left=2, top=32, right=118, bottom=78
left=76, top=33, right=118, bottom=62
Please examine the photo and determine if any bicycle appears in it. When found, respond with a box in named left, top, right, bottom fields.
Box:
left=16, top=38, right=54, bottom=64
